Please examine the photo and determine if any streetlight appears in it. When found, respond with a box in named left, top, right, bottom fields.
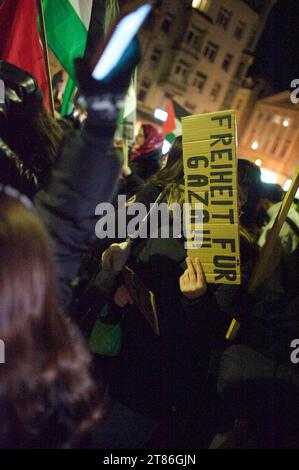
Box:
left=251, top=141, right=259, bottom=150
left=283, top=119, right=289, bottom=127
left=255, top=159, right=262, bottom=167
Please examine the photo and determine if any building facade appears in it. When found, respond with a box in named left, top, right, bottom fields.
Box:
left=136, top=0, right=276, bottom=122
left=235, top=89, right=299, bottom=186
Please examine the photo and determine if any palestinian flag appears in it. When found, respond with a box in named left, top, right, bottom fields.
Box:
left=163, top=100, right=190, bottom=143
left=42, top=0, right=119, bottom=115
left=0, top=0, right=50, bottom=108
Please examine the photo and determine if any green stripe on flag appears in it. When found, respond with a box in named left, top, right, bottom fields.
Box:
left=42, top=0, right=88, bottom=82
left=42, top=0, right=91, bottom=115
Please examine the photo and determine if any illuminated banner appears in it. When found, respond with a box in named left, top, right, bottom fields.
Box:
left=182, top=110, right=241, bottom=285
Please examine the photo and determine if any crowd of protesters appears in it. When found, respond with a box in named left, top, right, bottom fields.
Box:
left=0, top=31, right=299, bottom=450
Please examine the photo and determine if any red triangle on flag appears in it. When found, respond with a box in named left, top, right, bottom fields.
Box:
left=163, top=100, right=176, bottom=136
left=0, top=0, right=50, bottom=109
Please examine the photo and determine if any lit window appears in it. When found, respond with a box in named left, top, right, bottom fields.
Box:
left=273, top=115, right=281, bottom=125
left=202, top=41, right=219, bottom=63
left=222, top=53, right=233, bottom=72
left=234, top=20, right=246, bottom=40
left=192, top=0, right=211, bottom=12
left=216, top=6, right=232, bottom=31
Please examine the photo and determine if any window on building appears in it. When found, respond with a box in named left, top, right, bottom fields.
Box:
left=185, top=25, right=205, bottom=50
left=186, top=31, right=194, bottom=45
left=222, top=53, right=233, bottom=72
left=216, top=6, right=232, bottom=30
left=235, top=99, right=243, bottom=110
left=234, top=20, right=246, bottom=40
left=271, top=136, right=281, bottom=154
left=161, top=13, right=174, bottom=34
left=246, top=29, right=257, bottom=50
left=234, top=61, right=246, bottom=80
left=174, top=60, right=191, bottom=85
left=280, top=139, right=291, bottom=158
left=149, top=48, right=162, bottom=69
left=137, top=79, right=151, bottom=102
left=193, top=71, right=207, bottom=92
left=273, top=115, right=281, bottom=125
left=202, top=41, right=219, bottom=63
left=184, top=101, right=196, bottom=112
left=210, top=82, right=222, bottom=101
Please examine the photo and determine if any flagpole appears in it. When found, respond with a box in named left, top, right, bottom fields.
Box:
left=36, top=0, right=55, bottom=117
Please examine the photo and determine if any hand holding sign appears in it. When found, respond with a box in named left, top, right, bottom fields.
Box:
left=179, top=257, right=207, bottom=300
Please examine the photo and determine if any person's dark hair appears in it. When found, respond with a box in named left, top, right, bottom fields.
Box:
left=0, top=194, right=102, bottom=448
left=0, top=61, right=64, bottom=188
left=261, top=182, right=284, bottom=204
left=237, top=158, right=262, bottom=232
left=150, top=136, right=184, bottom=204
left=1, top=99, right=63, bottom=187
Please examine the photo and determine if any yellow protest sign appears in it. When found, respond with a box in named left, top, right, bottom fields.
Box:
left=182, top=110, right=241, bottom=285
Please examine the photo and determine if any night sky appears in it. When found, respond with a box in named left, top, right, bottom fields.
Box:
left=251, top=0, right=299, bottom=91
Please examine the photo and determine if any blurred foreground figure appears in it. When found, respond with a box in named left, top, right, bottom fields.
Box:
left=0, top=31, right=153, bottom=449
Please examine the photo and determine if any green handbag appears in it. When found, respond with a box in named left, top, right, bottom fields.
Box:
left=89, top=304, right=121, bottom=357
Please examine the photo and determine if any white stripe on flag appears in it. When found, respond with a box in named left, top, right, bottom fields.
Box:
left=69, top=0, right=93, bottom=30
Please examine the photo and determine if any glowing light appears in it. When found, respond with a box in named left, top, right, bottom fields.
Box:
left=273, top=115, right=281, bottom=125
left=261, top=169, right=278, bottom=184
left=251, top=141, right=259, bottom=150
left=154, top=108, right=168, bottom=122
left=255, top=159, right=262, bottom=167
left=283, top=119, right=289, bottom=127
left=162, top=140, right=171, bottom=155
